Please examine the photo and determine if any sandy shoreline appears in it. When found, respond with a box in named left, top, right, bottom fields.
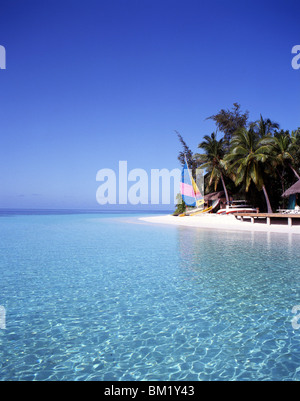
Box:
left=139, top=214, right=300, bottom=235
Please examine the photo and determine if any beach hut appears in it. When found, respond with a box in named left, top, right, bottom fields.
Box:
left=204, top=191, right=231, bottom=201
left=204, top=191, right=232, bottom=205
left=282, top=180, right=300, bottom=209
left=204, top=191, right=233, bottom=212
left=283, top=180, right=300, bottom=197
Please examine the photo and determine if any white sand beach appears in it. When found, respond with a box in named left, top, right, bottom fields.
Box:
left=139, top=213, right=300, bottom=235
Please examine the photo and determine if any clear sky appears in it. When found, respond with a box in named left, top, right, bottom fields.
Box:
left=0, top=0, right=299, bottom=209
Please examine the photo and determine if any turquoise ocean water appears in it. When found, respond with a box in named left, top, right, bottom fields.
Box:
left=1, top=211, right=300, bottom=381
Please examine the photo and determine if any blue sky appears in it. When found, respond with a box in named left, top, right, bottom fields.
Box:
left=0, top=0, right=299, bottom=209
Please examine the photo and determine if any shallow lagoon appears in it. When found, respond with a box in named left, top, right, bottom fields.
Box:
left=0, top=212, right=300, bottom=381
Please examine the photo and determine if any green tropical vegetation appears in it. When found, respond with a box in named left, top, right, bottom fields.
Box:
left=194, top=133, right=230, bottom=205
left=175, top=103, right=300, bottom=214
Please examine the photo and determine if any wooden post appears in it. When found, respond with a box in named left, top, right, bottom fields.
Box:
left=288, top=217, right=293, bottom=228
left=267, top=217, right=271, bottom=226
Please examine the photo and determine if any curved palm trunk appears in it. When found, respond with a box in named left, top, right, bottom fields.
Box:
left=262, top=185, right=273, bottom=214
left=220, top=172, right=230, bottom=205
left=289, top=163, right=300, bottom=180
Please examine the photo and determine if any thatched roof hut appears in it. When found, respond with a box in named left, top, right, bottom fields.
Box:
left=204, top=191, right=231, bottom=201
left=282, top=180, right=300, bottom=197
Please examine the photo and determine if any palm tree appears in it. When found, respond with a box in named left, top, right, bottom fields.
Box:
left=289, top=129, right=300, bottom=180
left=291, top=128, right=300, bottom=140
left=225, top=127, right=274, bottom=213
left=251, top=114, right=280, bottom=138
left=270, top=131, right=300, bottom=182
left=194, top=133, right=230, bottom=204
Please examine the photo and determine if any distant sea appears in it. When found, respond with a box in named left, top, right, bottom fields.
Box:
left=1, top=210, right=300, bottom=381
left=0, top=209, right=173, bottom=216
